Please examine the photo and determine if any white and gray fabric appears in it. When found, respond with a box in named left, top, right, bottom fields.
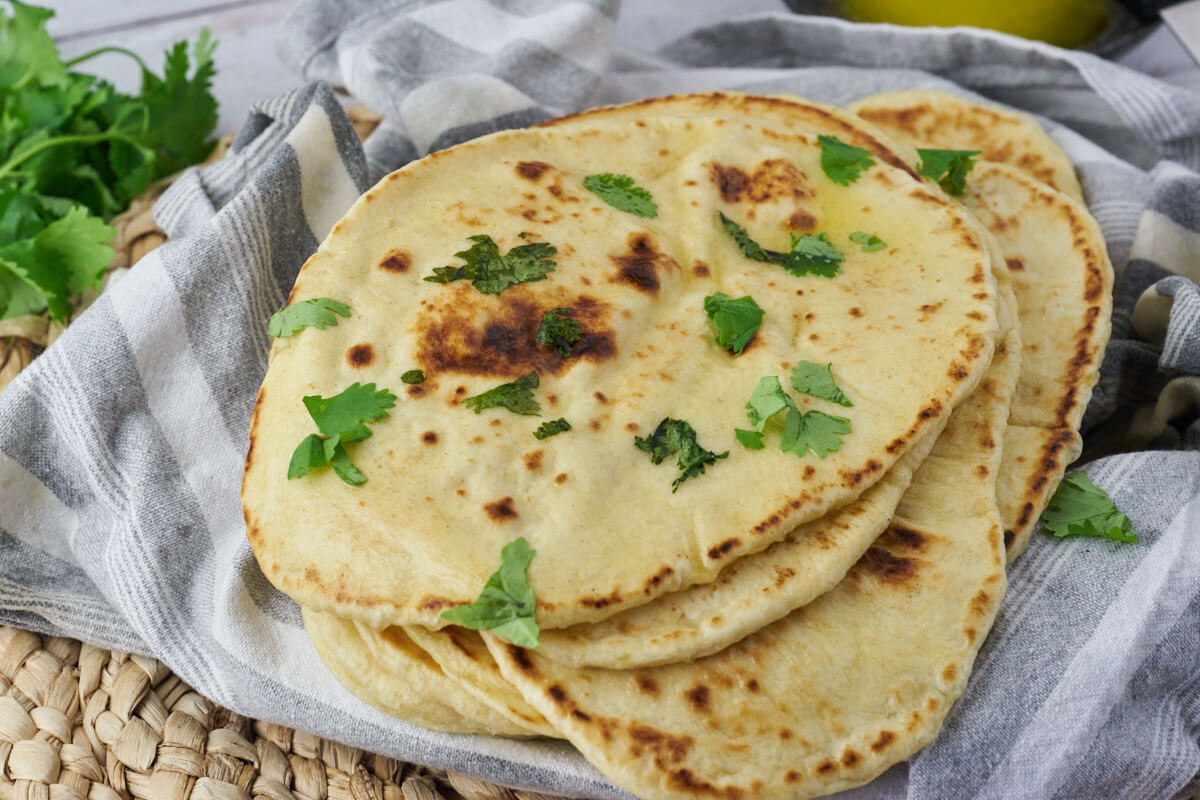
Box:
left=2, top=4, right=1198, bottom=799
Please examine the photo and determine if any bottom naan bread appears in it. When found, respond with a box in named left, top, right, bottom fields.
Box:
left=404, top=623, right=558, bottom=737
left=486, top=321, right=1019, bottom=800
left=302, top=607, right=548, bottom=737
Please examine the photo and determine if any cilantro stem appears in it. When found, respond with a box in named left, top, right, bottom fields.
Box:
left=64, top=46, right=150, bottom=74
left=0, top=132, right=144, bottom=183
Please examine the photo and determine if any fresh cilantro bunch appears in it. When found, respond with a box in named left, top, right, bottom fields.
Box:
left=0, top=1, right=219, bottom=322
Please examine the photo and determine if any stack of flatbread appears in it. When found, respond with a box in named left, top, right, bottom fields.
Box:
left=241, top=90, right=1112, bottom=799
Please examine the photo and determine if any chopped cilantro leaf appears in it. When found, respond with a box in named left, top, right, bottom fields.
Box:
left=1041, top=471, right=1137, bottom=543
left=582, top=173, right=658, bottom=218
left=780, top=408, right=851, bottom=458
left=703, top=293, right=763, bottom=356
left=719, top=211, right=772, bottom=262
left=287, top=434, right=327, bottom=480
left=534, top=418, right=571, bottom=440
left=464, top=372, right=540, bottom=416
left=849, top=231, right=886, bottom=252
left=746, top=376, right=793, bottom=432
left=634, top=418, right=729, bottom=492
left=781, top=232, right=844, bottom=278
left=819, top=135, right=875, bottom=186
left=735, top=429, right=765, bottom=449
left=739, top=375, right=852, bottom=458
left=441, top=537, right=539, bottom=647
left=288, top=382, right=396, bottom=486
left=328, top=443, right=367, bottom=486
left=401, top=369, right=425, bottom=385
left=425, top=235, right=556, bottom=295
left=303, top=382, right=396, bottom=442
left=536, top=307, right=582, bottom=357
left=267, top=297, right=350, bottom=338
left=917, top=148, right=980, bottom=196
left=718, top=213, right=843, bottom=279
left=790, top=362, right=853, bottom=407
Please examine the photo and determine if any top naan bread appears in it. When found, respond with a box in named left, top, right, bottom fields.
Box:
left=243, top=116, right=1000, bottom=630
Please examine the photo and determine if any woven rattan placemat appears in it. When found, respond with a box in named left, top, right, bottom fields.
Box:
left=0, top=106, right=569, bottom=800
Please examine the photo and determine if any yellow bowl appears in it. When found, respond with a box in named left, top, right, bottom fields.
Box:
left=837, top=0, right=1113, bottom=48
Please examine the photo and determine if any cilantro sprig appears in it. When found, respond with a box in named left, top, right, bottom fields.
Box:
left=703, top=293, right=763, bottom=356
left=441, top=537, right=539, bottom=647
left=0, top=3, right=218, bottom=322
left=536, top=308, right=582, bottom=357
left=426, top=235, right=556, bottom=295
left=1041, top=471, right=1137, bottom=544
left=719, top=213, right=844, bottom=279
left=819, top=135, right=875, bottom=186
left=287, top=382, right=396, bottom=486
left=849, top=231, right=886, bottom=252
left=267, top=298, right=350, bottom=338
left=735, top=374, right=852, bottom=457
left=582, top=173, right=657, bottom=218
left=917, top=148, right=980, bottom=196
left=635, top=418, right=728, bottom=492
left=464, top=372, right=540, bottom=416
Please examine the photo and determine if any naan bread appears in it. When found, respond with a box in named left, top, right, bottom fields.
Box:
left=847, top=97, right=1112, bottom=560
left=245, top=116, right=1000, bottom=630
left=528, top=428, right=940, bottom=668
left=492, top=92, right=1014, bottom=668
left=404, top=623, right=558, bottom=737
left=847, top=88, right=1084, bottom=201
left=957, top=164, right=1111, bottom=559
left=488, top=319, right=1019, bottom=800
left=530, top=258, right=1015, bottom=668
left=543, top=91, right=922, bottom=173
left=302, top=607, right=538, bottom=736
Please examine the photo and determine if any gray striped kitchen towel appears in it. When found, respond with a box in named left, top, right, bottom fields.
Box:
left=1, top=3, right=1198, bottom=798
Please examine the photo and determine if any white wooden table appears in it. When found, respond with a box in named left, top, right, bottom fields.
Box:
left=43, top=0, right=1199, bottom=139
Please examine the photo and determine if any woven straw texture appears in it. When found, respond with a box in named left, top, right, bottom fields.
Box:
left=0, top=106, right=570, bottom=800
